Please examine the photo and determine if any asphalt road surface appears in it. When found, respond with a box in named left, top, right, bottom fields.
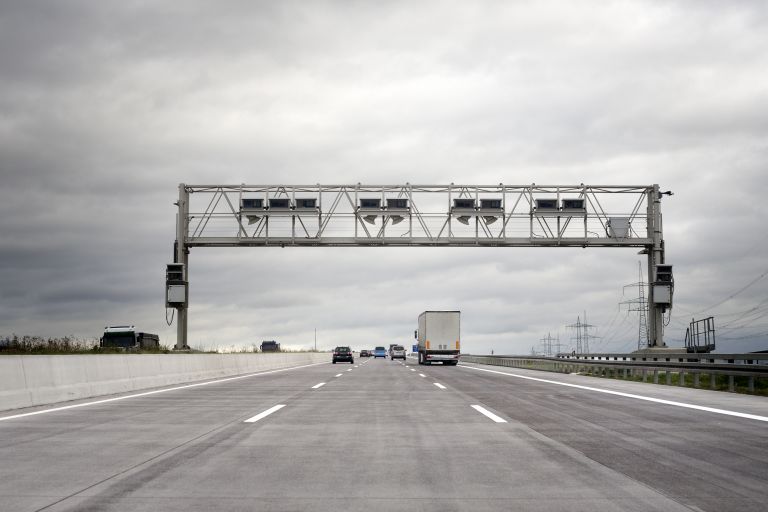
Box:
left=1, top=357, right=766, bottom=512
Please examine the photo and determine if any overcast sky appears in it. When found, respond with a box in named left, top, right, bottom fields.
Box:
left=1, top=1, right=767, bottom=354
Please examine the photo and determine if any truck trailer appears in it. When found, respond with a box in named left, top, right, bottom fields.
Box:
left=416, top=311, right=460, bottom=365
left=260, top=340, right=281, bottom=352
left=100, top=326, right=160, bottom=350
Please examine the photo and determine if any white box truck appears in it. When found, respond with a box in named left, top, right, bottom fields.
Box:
left=416, top=311, right=460, bottom=365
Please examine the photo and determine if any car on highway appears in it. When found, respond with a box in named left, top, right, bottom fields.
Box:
left=360, top=349, right=371, bottom=357
left=332, top=346, right=354, bottom=364
left=373, top=346, right=387, bottom=358
left=390, top=345, right=406, bottom=360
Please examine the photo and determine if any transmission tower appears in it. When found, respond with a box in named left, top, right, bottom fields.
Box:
left=620, top=262, right=650, bottom=350
left=566, top=313, right=598, bottom=355
left=540, top=332, right=558, bottom=357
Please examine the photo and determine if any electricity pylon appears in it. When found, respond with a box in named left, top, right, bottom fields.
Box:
left=621, top=262, right=650, bottom=350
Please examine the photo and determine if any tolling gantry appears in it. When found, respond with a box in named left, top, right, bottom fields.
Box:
left=166, top=183, right=674, bottom=350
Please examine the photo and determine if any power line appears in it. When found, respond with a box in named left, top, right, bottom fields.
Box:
left=600, top=311, right=633, bottom=346
left=592, top=306, right=622, bottom=350
left=711, top=297, right=768, bottom=319
left=693, top=268, right=768, bottom=314
left=719, top=331, right=768, bottom=341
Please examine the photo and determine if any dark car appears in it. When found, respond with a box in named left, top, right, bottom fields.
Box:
left=360, top=349, right=371, bottom=357
left=333, top=346, right=354, bottom=364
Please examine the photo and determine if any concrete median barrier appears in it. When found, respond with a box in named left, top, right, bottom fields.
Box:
left=0, top=353, right=328, bottom=412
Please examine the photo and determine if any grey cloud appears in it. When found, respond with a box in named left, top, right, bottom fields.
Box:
left=1, top=1, right=767, bottom=353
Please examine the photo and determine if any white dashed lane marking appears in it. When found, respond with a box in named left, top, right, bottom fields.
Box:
left=244, top=404, right=286, bottom=423
left=471, top=405, right=507, bottom=423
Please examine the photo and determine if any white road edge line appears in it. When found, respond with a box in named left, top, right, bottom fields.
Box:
left=459, top=365, right=768, bottom=423
left=335, top=373, right=343, bottom=377
left=434, top=383, right=447, bottom=390
left=419, top=374, right=426, bottom=378
left=0, top=361, right=327, bottom=422
left=471, top=405, right=508, bottom=423
left=244, top=404, right=286, bottom=423
left=312, top=382, right=326, bottom=389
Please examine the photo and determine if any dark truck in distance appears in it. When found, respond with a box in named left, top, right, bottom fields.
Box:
left=260, top=340, right=281, bottom=352
left=100, top=326, right=159, bottom=350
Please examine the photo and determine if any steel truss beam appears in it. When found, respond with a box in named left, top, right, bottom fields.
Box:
left=183, top=184, right=654, bottom=247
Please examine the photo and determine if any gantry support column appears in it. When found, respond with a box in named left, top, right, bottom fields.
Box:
left=175, top=183, right=189, bottom=350
left=646, top=184, right=665, bottom=347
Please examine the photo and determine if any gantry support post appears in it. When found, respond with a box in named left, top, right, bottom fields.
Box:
left=175, top=183, right=189, bottom=350
left=646, top=184, right=665, bottom=347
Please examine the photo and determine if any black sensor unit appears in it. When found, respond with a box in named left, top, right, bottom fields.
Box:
left=561, top=198, right=585, bottom=209
left=241, top=198, right=263, bottom=209
left=535, top=199, right=558, bottom=209
left=480, top=199, right=502, bottom=209
left=269, top=198, right=291, bottom=208
left=387, top=198, right=408, bottom=209
left=359, top=198, right=381, bottom=208
left=295, top=198, right=317, bottom=209
left=453, top=199, right=475, bottom=209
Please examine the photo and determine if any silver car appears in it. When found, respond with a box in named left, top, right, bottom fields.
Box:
left=390, top=345, right=406, bottom=360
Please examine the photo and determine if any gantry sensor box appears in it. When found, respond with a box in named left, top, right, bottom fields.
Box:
left=166, top=263, right=187, bottom=308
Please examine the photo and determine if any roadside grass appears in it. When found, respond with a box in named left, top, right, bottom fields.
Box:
left=0, top=334, right=173, bottom=354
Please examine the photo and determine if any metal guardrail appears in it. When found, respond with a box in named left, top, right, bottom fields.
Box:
left=554, top=352, right=768, bottom=365
left=460, top=354, right=768, bottom=394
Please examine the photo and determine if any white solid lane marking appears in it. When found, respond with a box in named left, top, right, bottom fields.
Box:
left=460, top=365, right=768, bottom=423
left=312, top=382, right=326, bottom=389
left=419, top=373, right=426, bottom=378
left=471, top=405, right=507, bottom=423
left=244, top=404, right=286, bottom=423
left=433, top=383, right=447, bottom=390
left=335, top=373, right=343, bottom=377
left=0, top=362, right=327, bottom=423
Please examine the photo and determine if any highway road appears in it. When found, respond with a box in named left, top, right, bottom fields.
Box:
left=1, top=357, right=767, bottom=512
